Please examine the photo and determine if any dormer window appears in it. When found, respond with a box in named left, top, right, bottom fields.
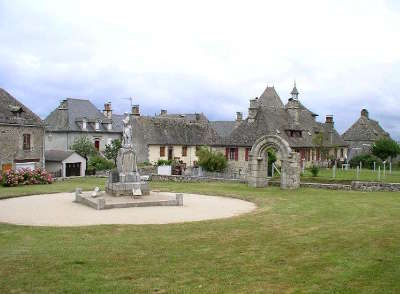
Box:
left=286, top=130, right=302, bottom=138
left=95, top=121, right=100, bottom=131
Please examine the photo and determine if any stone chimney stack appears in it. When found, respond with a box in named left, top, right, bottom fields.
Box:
left=195, top=113, right=201, bottom=121
left=325, top=115, right=334, bottom=125
left=103, top=102, right=112, bottom=119
left=248, top=97, right=259, bottom=123
left=361, top=109, right=369, bottom=119
left=236, top=112, right=243, bottom=122
left=160, top=109, right=167, bottom=116
left=131, top=105, right=140, bottom=116
left=58, top=99, right=68, bottom=110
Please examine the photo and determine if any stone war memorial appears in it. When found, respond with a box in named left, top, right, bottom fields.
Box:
left=247, top=135, right=300, bottom=189
left=75, top=114, right=183, bottom=210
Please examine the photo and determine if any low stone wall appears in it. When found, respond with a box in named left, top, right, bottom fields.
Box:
left=351, top=181, right=400, bottom=192
left=151, top=175, right=400, bottom=192
left=151, top=174, right=244, bottom=183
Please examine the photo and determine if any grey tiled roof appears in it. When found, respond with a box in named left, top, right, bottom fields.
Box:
left=45, top=98, right=123, bottom=133
left=342, top=112, right=390, bottom=142
left=209, top=121, right=237, bottom=138
left=45, top=150, right=76, bottom=161
left=0, top=88, right=43, bottom=126
left=258, top=86, right=285, bottom=108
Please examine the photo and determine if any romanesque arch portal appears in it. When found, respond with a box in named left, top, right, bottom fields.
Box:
left=247, top=135, right=300, bottom=189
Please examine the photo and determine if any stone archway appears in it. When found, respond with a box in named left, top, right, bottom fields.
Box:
left=247, top=135, right=300, bottom=189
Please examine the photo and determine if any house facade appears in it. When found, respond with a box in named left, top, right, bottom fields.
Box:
left=44, top=99, right=123, bottom=152
left=131, top=84, right=348, bottom=172
left=0, top=88, right=45, bottom=172
left=342, top=109, right=391, bottom=159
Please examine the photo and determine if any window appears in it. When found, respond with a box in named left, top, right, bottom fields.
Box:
left=23, top=134, right=31, bottom=150
left=286, top=130, right=302, bottom=138
left=245, top=147, right=250, bottom=161
left=160, top=146, right=165, bottom=157
left=182, top=146, right=187, bottom=157
left=228, top=147, right=238, bottom=161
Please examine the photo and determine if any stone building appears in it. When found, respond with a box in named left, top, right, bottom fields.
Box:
left=131, top=84, right=348, bottom=172
left=342, top=109, right=391, bottom=159
left=44, top=98, right=123, bottom=152
left=0, top=88, right=45, bottom=172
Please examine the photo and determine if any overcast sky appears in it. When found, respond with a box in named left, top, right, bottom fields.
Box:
left=0, top=0, right=399, bottom=139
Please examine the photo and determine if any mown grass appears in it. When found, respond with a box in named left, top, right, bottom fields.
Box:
left=300, top=168, right=400, bottom=184
left=1, top=180, right=400, bottom=293
left=0, top=177, right=106, bottom=199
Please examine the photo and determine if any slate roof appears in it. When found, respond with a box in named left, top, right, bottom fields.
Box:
left=132, top=115, right=221, bottom=146
left=45, top=98, right=123, bottom=133
left=342, top=110, right=390, bottom=142
left=132, top=85, right=347, bottom=149
left=209, top=121, right=237, bottom=138
left=257, top=86, right=285, bottom=108
left=0, top=88, right=43, bottom=126
left=45, top=150, right=77, bottom=161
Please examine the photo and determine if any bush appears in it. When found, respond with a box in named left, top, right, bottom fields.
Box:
left=196, top=146, right=227, bottom=172
left=2, top=168, right=53, bottom=187
left=310, top=165, right=319, bottom=177
left=157, top=159, right=172, bottom=166
left=88, top=155, right=115, bottom=171
left=349, top=154, right=383, bottom=169
left=372, top=138, right=400, bottom=161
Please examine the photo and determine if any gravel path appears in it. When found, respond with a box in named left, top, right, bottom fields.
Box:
left=0, top=192, right=256, bottom=226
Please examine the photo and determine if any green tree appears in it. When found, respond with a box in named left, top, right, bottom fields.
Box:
left=104, top=139, right=122, bottom=166
left=312, top=132, right=329, bottom=160
left=196, top=146, right=227, bottom=172
left=372, top=138, right=400, bottom=161
left=70, top=137, right=97, bottom=170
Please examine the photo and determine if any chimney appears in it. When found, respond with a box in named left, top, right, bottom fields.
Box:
left=236, top=112, right=243, bottom=122
left=361, top=109, right=369, bottom=119
left=103, top=102, right=112, bottom=119
left=325, top=115, right=334, bottom=125
left=58, top=99, right=68, bottom=110
left=195, top=113, right=200, bottom=121
left=131, top=105, right=140, bottom=116
left=160, top=109, right=167, bottom=116
left=248, top=97, right=259, bottom=123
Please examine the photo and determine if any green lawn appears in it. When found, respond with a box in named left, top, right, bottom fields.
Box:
left=300, top=168, right=400, bottom=184
left=1, top=180, right=400, bottom=293
left=0, top=177, right=106, bottom=199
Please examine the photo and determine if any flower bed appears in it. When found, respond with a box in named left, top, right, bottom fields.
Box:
left=1, top=168, right=53, bottom=187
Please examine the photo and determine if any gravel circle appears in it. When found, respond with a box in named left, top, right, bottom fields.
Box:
left=0, top=192, right=256, bottom=226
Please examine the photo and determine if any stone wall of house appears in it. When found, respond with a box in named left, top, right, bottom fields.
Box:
left=0, top=124, right=44, bottom=170
left=148, top=145, right=198, bottom=165
left=45, top=131, right=121, bottom=152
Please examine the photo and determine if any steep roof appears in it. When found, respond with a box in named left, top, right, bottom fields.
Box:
left=132, top=116, right=221, bottom=146
left=45, top=98, right=123, bottom=132
left=342, top=110, right=390, bottom=142
left=209, top=121, right=237, bottom=138
left=45, top=150, right=76, bottom=161
left=0, top=88, right=43, bottom=126
left=258, top=86, right=285, bottom=108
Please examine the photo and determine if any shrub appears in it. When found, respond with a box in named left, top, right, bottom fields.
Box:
left=157, top=159, right=172, bottom=166
left=372, top=138, right=400, bottom=161
left=2, top=168, right=53, bottom=187
left=196, top=146, right=227, bottom=172
left=349, top=153, right=383, bottom=169
left=88, top=155, right=115, bottom=171
left=310, top=165, right=319, bottom=177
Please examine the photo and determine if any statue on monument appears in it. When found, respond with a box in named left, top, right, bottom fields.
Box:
left=117, top=114, right=138, bottom=175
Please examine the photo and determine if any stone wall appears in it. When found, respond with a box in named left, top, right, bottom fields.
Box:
left=0, top=124, right=44, bottom=170
left=351, top=181, right=400, bottom=192
left=151, top=174, right=244, bottom=183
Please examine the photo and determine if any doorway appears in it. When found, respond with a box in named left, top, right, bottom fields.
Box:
left=168, top=146, right=173, bottom=161
left=66, top=162, right=81, bottom=177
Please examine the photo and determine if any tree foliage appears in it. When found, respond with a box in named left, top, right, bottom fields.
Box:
left=196, top=146, right=227, bottom=172
left=88, top=155, right=115, bottom=171
left=349, top=153, right=382, bottom=169
left=70, top=137, right=97, bottom=159
left=104, top=139, right=122, bottom=165
left=372, top=138, right=400, bottom=161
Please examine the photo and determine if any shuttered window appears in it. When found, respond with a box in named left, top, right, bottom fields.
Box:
left=182, top=146, right=187, bottom=157
left=245, top=148, right=250, bottom=161
left=160, top=146, right=165, bottom=157
left=23, top=134, right=31, bottom=150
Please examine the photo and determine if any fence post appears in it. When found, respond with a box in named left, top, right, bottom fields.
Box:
left=378, top=166, right=381, bottom=181
left=383, top=161, right=386, bottom=177
left=272, top=163, right=274, bottom=178
left=333, top=164, right=336, bottom=178
left=356, top=166, right=359, bottom=180
left=390, top=161, right=392, bottom=174
left=373, top=161, right=376, bottom=172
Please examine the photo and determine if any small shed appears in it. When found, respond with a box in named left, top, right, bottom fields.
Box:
left=45, top=150, right=86, bottom=177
